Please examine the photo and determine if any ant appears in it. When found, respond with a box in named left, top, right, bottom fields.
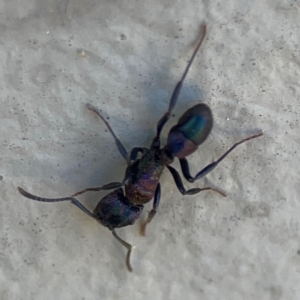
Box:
left=18, top=25, right=263, bottom=272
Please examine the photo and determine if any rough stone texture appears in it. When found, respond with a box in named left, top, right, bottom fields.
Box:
left=0, top=1, right=299, bottom=299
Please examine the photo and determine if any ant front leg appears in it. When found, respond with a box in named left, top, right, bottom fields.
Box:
left=179, top=133, right=263, bottom=182
left=140, top=183, right=161, bottom=236
left=18, top=181, right=124, bottom=213
left=167, top=166, right=226, bottom=197
left=70, top=182, right=123, bottom=197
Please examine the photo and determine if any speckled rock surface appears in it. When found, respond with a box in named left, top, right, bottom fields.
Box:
left=1, top=1, right=299, bottom=299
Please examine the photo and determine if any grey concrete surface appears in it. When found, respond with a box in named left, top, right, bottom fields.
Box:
left=1, top=1, right=299, bottom=299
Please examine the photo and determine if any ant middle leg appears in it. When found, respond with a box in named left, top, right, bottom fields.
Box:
left=140, top=183, right=161, bottom=236
left=86, top=103, right=130, bottom=164
left=167, top=166, right=226, bottom=197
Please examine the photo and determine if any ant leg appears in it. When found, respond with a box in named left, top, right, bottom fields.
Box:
left=129, top=147, right=146, bottom=163
left=167, top=166, right=226, bottom=197
left=180, top=133, right=263, bottom=182
left=112, top=229, right=133, bottom=272
left=140, top=183, right=161, bottom=236
left=70, top=198, right=100, bottom=220
left=70, top=182, right=123, bottom=197
left=151, top=25, right=207, bottom=149
left=18, top=187, right=100, bottom=220
left=86, top=103, right=130, bottom=164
